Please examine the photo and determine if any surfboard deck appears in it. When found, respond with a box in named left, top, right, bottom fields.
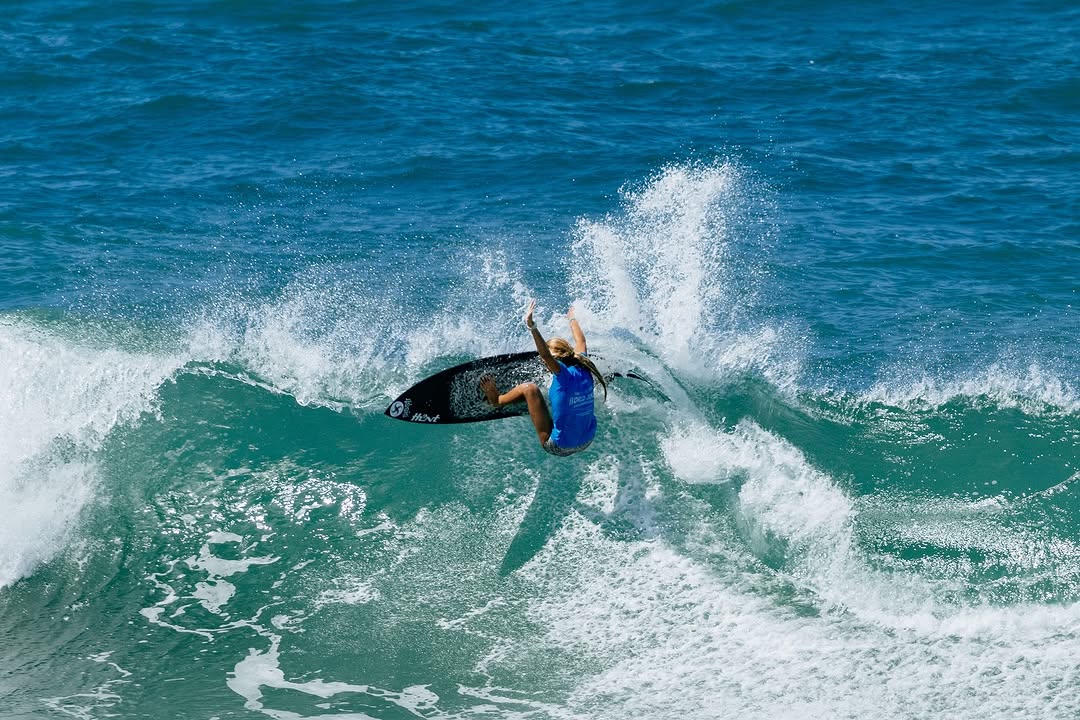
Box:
left=385, top=352, right=545, bottom=424
left=384, top=352, right=665, bottom=425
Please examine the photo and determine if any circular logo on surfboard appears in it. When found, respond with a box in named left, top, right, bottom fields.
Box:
left=389, top=401, right=406, bottom=418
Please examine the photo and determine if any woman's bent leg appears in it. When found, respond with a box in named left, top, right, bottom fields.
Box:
left=517, top=383, right=553, bottom=444
left=481, top=378, right=553, bottom=444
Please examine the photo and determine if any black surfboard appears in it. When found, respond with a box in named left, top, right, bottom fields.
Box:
left=385, top=352, right=546, bottom=424
left=384, top=352, right=665, bottom=425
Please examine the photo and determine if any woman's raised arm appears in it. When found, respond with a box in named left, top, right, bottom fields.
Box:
left=567, top=306, right=587, bottom=354
left=525, top=299, right=560, bottom=373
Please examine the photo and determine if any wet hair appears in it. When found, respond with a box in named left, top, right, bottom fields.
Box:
left=546, top=337, right=607, bottom=398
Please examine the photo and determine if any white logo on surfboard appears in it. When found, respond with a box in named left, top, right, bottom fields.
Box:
left=389, top=400, right=406, bottom=418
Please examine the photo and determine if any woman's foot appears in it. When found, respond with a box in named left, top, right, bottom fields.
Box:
left=479, top=375, right=501, bottom=406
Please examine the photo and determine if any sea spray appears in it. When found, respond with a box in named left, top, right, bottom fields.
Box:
left=568, top=163, right=797, bottom=388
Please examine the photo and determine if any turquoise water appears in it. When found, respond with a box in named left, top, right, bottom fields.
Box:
left=2, top=1, right=1079, bottom=718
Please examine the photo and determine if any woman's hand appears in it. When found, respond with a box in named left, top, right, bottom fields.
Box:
left=524, top=298, right=536, bottom=329
left=567, top=305, right=576, bottom=322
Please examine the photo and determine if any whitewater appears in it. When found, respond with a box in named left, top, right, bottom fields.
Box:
left=4, top=165, right=1079, bottom=719
left=3, top=1, right=1078, bottom=717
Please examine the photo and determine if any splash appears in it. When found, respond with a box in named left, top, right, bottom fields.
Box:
left=179, top=247, right=541, bottom=413
left=567, top=163, right=792, bottom=384
left=158, top=162, right=791, bottom=420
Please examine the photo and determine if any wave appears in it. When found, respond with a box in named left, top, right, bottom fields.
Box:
left=861, top=362, right=1079, bottom=415
left=4, top=162, right=1080, bottom=719
left=3, top=161, right=1076, bottom=601
left=0, top=317, right=183, bottom=588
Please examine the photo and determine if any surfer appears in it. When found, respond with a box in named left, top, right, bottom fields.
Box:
left=480, top=299, right=607, bottom=456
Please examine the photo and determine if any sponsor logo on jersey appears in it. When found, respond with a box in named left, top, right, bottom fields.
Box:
left=569, top=393, right=593, bottom=407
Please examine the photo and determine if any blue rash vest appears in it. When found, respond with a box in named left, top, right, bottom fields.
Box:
left=547, top=358, right=597, bottom=448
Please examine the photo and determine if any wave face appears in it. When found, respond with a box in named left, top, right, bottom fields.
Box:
left=3, top=162, right=1078, bottom=720
left=2, top=1, right=1078, bottom=718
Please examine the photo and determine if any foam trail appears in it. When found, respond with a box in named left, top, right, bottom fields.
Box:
left=662, top=418, right=965, bottom=627
left=0, top=320, right=180, bottom=588
left=516, top=470, right=1080, bottom=720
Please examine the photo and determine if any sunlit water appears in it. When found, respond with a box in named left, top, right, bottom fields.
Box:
left=2, top=1, right=1078, bottom=718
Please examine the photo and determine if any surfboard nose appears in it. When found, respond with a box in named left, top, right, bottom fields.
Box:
left=387, top=399, right=407, bottom=418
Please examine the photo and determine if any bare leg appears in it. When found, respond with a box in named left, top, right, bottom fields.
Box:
left=480, top=377, right=553, bottom=445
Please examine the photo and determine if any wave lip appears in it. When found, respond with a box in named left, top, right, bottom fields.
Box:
left=0, top=319, right=181, bottom=589
left=861, top=363, right=1079, bottom=415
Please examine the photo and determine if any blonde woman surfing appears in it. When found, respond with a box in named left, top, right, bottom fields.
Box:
left=480, top=300, right=606, bottom=456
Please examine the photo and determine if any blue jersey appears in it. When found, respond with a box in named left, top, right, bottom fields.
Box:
left=547, top=359, right=596, bottom=449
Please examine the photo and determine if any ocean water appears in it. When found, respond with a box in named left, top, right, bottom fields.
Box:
left=1, top=0, right=1078, bottom=717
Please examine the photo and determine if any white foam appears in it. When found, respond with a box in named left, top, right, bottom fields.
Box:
left=515, top=495, right=1080, bottom=720
left=676, top=418, right=1080, bottom=633
left=315, top=580, right=379, bottom=607
left=228, top=629, right=446, bottom=720
left=0, top=321, right=181, bottom=589
left=185, top=534, right=278, bottom=615
left=661, top=421, right=739, bottom=485
left=657, top=418, right=1080, bottom=634
left=179, top=252, right=534, bottom=413
left=140, top=534, right=279, bottom=641
left=863, top=362, right=1079, bottom=414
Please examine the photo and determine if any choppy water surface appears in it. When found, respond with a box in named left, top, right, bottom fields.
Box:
left=1, top=1, right=1078, bottom=718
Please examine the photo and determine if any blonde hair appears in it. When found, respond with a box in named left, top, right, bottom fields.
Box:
left=547, top=338, right=607, bottom=398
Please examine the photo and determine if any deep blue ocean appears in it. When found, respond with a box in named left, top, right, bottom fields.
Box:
left=1, top=1, right=1078, bottom=718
